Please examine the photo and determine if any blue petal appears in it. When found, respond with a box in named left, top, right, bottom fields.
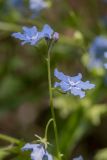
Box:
left=54, top=68, right=69, bottom=82
left=22, top=143, right=40, bottom=151
left=22, top=143, right=53, bottom=160
left=71, top=87, right=85, bottom=98
left=59, top=81, right=70, bottom=92
left=41, top=24, right=54, bottom=39
left=23, top=26, right=38, bottom=37
left=77, top=81, right=95, bottom=90
left=54, top=69, right=82, bottom=83
left=54, top=82, right=70, bottom=92
left=30, top=146, right=44, bottom=160
left=12, top=32, right=26, bottom=40
left=69, top=73, right=82, bottom=82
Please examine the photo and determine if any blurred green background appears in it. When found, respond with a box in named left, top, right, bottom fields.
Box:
left=0, top=0, right=107, bottom=160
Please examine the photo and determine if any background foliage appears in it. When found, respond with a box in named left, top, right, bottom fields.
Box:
left=0, top=0, right=107, bottom=160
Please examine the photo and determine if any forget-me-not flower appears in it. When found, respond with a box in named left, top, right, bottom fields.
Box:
left=54, top=69, right=95, bottom=98
left=22, top=143, right=53, bottom=160
left=88, top=36, right=107, bottom=69
left=12, top=24, right=54, bottom=45
left=73, top=155, right=83, bottom=160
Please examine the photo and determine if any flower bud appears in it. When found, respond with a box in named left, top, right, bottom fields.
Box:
left=53, top=32, right=59, bottom=42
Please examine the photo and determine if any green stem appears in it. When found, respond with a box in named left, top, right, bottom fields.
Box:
left=45, top=118, right=53, bottom=140
left=0, top=134, right=20, bottom=145
left=47, top=42, right=61, bottom=160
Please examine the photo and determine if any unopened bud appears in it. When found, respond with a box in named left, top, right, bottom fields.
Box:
left=53, top=32, right=59, bottom=42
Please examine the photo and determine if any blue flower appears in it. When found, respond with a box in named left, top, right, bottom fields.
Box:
left=7, top=0, right=23, bottom=10
left=22, top=143, right=53, bottom=160
left=73, top=155, right=83, bottom=160
left=12, top=24, right=54, bottom=45
left=30, top=0, right=49, bottom=12
left=88, top=36, right=107, bottom=69
left=29, top=0, right=50, bottom=18
left=104, top=52, right=107, bottom=69
left=54, top=69, right=95, bottom=98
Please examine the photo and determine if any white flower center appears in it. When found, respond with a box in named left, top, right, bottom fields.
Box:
left=68, top=78, right=80, bottom=90
left=26, top=33, right=39, bottom=40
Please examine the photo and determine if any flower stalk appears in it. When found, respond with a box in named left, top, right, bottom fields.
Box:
left=47, top=41, right=61, bottom=160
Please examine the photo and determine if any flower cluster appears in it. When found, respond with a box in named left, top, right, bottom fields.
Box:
left=22, top=143, right=53, bottom=160
left=12, top=24, right=59, bottom=46
left=88, top=36, right=107, bottom=69
left=12, top=24, right=54, bottom=45
left=54, top=69, right=95, bottom=98
left=12, top=24, right=95, bottom=160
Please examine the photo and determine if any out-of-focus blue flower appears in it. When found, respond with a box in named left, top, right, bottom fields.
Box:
left=104, top=52, right=107, bottom=69
left=88, top=36, right=107, bottom=69
left=29, top=0, right=50, bottom=17
left=7, top=0, right=23, bottom=10
left=22, top=143, right=53, bottom=160
left=12, top=24, right=54, bottom=45
left=30, top=0, right=48, bottom=12
left=54, top=69, right=95, bottom=98
left=73, top=155, right=83, bottom=160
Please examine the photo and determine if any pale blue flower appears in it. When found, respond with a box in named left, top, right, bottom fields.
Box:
left=54, top=69, right=95, bottom=98
left=12, top=24, right=54, bottom=45
left=89, top=36, right=107, bottom=69
left=22, top=143, right=53, bottom=160
left=30, top=0, right=48, bottom=12
left=73, top=155, right=83, bottom=160
left=29, top=0, right=50, bottom=17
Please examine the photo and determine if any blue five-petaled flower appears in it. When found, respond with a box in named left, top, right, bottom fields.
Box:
left=54, top=69, right=95, bottom=98
left=12, top=24, right=54, bottom=45
left=22, top=143, right=53, bottom=160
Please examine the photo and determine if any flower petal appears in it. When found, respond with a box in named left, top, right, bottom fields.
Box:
left=71, top=87, right=85, bottom=98
left=77, top=81, right=95, bottom=90
left=41, top=24, right=54, bottom=39
left=73, top=155, right=83, bottom=160
left=54, top=68, right=69, bottom=82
